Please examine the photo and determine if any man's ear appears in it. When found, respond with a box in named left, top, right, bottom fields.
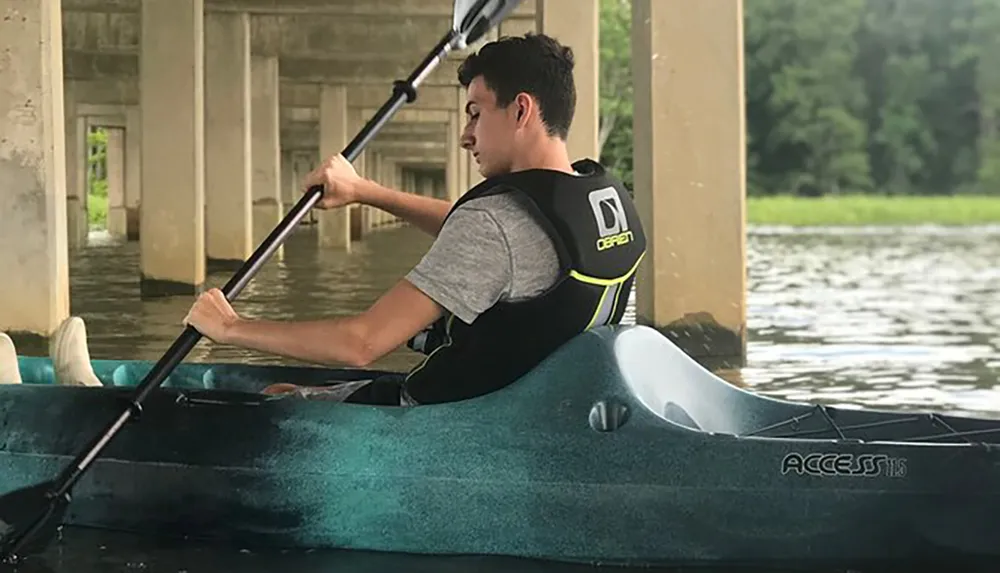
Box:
left=514, top=93, right=533, bottom=125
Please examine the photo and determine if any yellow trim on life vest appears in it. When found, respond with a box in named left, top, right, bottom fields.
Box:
left=568, top=251, right=646, bottom=286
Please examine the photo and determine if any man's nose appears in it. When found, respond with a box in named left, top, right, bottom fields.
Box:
left=460, top=124, right=475, bottom=150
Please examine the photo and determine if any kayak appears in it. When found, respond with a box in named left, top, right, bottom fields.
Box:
left=1, top=324, right=999, bottom=569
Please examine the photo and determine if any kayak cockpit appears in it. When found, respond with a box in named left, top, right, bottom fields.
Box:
left=10, top=325, right=1000, bottom=447
left=611, top=326, right=1000, bottom=446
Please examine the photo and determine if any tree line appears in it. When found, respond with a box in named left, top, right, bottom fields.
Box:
left=597, top=0, right=1000, bottom=197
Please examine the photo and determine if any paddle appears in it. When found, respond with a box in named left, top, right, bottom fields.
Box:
left=0, top=0, right=521, bottom=563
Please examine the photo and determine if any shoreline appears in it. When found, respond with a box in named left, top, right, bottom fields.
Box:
left=87, top=194, right=1000, bottom=230
left=747, top=195, right=1000, bottom=226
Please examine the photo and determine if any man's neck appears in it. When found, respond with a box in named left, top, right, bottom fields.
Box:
left=510, top=137, right=575, bottom=175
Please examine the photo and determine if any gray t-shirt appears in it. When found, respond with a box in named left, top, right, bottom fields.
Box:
left=405, top=191, right=562, bottom=325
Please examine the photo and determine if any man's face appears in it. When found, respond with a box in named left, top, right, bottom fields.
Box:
left=461, top=76, right=519, bottom=178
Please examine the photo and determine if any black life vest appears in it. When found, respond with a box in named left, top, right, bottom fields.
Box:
left=402, top=158, right=646, bottom=404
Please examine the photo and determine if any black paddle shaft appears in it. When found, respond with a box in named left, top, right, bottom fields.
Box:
left=0, top=27, right=467, bottom=562
left=47, top=27, right=463, bottom=500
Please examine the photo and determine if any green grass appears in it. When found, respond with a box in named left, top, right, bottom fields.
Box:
left=87, top=193, right=107, bottom=230
left=85, top=193, right=1000, bottom=229
left=747, top=194, right=1000, bottom=226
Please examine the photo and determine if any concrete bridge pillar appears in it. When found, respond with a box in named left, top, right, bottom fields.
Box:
left=281, top=150, right=295, bottom=215
left=537, top=0, right=599, bottom=163
left=139, top=0, right=206, bottom=296
left=403, top=169, right=413, bottom=195
left=420, top=174, right=436, bottom=199
left=457, top=145, right=468, bottom=199
left=379, top=156, right=398, bottom=226
left=499, top=12, right=536, bottom=38
left=63, top=82, right=88, bottom=249
left=380, top=157, right=394, bottom=227
left=0, top=0, right=70, bottom=337
left=204, top=12, right=252, bottom=267
left=378, top=152, right=389, bottom=228
left=468, top=156, right=484, bottom=187
left=382, top=157, right=393, bottom=227
left=392, top=162, right=405, bottom=226
left=349, top=108, right=370, bottom=239
left=125, top=106, right=141, bottom=240
left=366, top=151, right=383, bottom=228
left=252, top=55, right=282, bottom=257
left=318, top=84, right=351, bottom=250
left=105, top=127, right=127, bottom=238
left=631, top=0, right=747, bottom=365
left=455, top=86, right=481, bottom=189
left=446, top=111, right=461, bottom=201
left=289, top=151, right=313, bottom=224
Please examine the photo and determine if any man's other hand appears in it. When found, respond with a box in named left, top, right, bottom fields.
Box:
left=303, top=153, right=363, bottom=210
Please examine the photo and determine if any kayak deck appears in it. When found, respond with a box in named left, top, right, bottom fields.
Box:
left=2, top=325, right=999, bottom=568
left=13, top=326, right=1000, bottom=446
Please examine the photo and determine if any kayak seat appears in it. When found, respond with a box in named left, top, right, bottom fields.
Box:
left=661, top=401, right=703, bottom=430
left=611, top=325, right=798, bottom=436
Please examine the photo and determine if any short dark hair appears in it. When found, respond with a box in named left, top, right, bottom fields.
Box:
left=457, top=33, right=576, bottom=140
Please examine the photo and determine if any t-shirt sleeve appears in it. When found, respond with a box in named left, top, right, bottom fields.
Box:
left=405, top=205, right=513, bottom=325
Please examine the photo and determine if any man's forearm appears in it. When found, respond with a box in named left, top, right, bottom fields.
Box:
left=356, top=178, right=454, bottom=236
left=224, top=317, right=375, bottom=368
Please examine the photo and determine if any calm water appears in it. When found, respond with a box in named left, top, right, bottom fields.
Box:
left=743, top=224, right=1000, bottom=418
left=6, top=222, right=1000, bottom=573
left=57, top=222, right=1000, bottom=417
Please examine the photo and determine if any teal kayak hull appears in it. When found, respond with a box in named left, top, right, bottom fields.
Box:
left=1, top=325, right=999, bottom=568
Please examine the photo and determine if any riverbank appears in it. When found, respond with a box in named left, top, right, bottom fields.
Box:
left=747, top=194, right=1000, bottom=226
left=86, top=193, right=1000, bottom=230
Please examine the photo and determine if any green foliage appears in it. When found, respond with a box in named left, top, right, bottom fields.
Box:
left=745, top=0, right=872, bottom=196
left=87, top=193, right=108, bottom=229
left=87, top=127, right=108, bottom=228
left=598, top=0, right=633, bottom=190
left=973, top=0, right=1000, bottom=193
left=596, top=0, right=1000, bottom=199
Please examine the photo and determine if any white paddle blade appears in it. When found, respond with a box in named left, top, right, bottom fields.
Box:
left=452, top=0, right=523, bottom=48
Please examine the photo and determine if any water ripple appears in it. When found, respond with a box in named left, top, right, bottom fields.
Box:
left=744, top=225, right=1000, bottom=416
left=60, top=224, right=1000, bottom=417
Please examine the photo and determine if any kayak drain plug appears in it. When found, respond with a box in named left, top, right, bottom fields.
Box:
left=589, top=400, right=629, bottom=432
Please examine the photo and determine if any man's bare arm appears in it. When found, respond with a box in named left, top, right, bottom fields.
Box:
left=355, top=178, right=455, bottom=237
left=218, top=279, right=443, bottom=368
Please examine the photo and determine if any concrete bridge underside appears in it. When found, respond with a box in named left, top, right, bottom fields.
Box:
left=1, top=0, right=748, bottom=365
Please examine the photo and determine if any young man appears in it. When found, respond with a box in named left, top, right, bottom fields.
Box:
left=183, top=33, right=646, bottom=406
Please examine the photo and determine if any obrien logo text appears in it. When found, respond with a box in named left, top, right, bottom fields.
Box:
left=596, top=230, right=634, bottom=251
left=780, top=452, right=907, bottom=478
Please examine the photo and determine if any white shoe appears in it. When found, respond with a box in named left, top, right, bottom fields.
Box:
left=50, top=316, right=103, bottom=387
left=0, top=332, right=22, bottom=384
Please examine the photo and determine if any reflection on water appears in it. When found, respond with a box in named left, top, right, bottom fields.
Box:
left=6, top=223, right=1000, bottom=573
